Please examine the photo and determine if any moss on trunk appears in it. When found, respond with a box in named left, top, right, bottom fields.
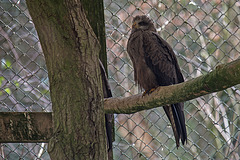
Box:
left=27, top=0, right=107, bottom=159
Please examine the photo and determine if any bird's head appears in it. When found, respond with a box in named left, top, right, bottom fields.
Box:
left=131, top=15, right=156, bottom=32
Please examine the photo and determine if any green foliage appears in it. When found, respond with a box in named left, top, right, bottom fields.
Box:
left=0, top=77, right=5, bottom=87
left=4, top=59, right=12, bottom=69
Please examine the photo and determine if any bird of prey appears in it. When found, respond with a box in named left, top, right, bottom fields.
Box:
left=127, top=15, right=187, bottom=147
left=99, top=59, right=114, bottom=155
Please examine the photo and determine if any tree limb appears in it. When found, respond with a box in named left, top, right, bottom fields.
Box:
left=104, top=58, right=240, bottom=114
left=0, top=59, right=239, bottom=143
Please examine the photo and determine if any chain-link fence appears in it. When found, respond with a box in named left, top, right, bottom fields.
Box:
left=0, top=0, right=240, bottom=159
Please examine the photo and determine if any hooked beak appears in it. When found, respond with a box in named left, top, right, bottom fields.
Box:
left=132, top=21, right=138, bottom=29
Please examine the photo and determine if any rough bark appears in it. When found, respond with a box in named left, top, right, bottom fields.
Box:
left=104, top=58, right=240, bottom=114
left=80, top=1, right=113, bottom=159
left=26, top=0, right=107, bottom=159
left=81, top=0, right=107, bottom=69
left=0, top=112, right=52, bottom=142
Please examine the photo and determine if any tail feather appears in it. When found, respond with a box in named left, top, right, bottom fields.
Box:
left=163, top=102, right=187, bottom=148
left=172, top=103, right=187, bottom=145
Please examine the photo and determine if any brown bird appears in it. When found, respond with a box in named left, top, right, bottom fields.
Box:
left=127, top=15, right=187, bottom=147
left=99, top=59, right=114, bottom=154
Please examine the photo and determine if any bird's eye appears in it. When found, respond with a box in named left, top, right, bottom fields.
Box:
left=138, top=22, right=148, bottom=26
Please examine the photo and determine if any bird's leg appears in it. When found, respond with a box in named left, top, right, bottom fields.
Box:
left=142, top=87, right=157, bottom=97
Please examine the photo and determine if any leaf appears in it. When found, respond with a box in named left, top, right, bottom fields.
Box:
left=4, top=88, right=11, bottom=95
left=5, top=59, right=12, bottom=68
left=0, top=76, right=5, bottom=86
left=14, top=80, right=20, bottom=87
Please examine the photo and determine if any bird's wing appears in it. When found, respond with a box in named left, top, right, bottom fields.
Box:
left=127, top=31, right=146, bottom=84
left=142, top=31, right=187, bottom=147
left=142, top=31, right=184, bottom=85
left=99, top=59, right=112, bottom=98
left=99, top=60, right=114, bottom=152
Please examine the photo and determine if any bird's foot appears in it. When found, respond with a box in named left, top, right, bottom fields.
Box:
left=142, top=88, right=157, bottom=97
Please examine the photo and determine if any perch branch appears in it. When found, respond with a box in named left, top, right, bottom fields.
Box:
left=104, top=58, right=240, bottom=114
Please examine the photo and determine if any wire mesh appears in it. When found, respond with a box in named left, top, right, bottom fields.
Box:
left=0, top=0, right=240, bottom=159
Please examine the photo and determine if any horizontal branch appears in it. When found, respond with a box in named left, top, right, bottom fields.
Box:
left=1, top=59, right=239, bottom=143
left=104, top=58, right=240, bottom=114
left=0, top=112, right=52, bottom=143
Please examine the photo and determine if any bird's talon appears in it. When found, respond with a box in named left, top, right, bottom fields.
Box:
left=148, top=88, right=156, bottom=94
left=142, top=88, right=156, bottom=97
left=142, top=91, right=147, bottom=97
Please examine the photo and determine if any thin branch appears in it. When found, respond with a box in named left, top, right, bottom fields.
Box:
left=104, top=58, right=240, bottom=114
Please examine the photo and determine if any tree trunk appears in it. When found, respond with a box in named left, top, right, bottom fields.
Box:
left=26, top=0, right=107, bottom=159
left=81, top=0, right=107, bottom=68
left=81, top=1, right=114, bottom=158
